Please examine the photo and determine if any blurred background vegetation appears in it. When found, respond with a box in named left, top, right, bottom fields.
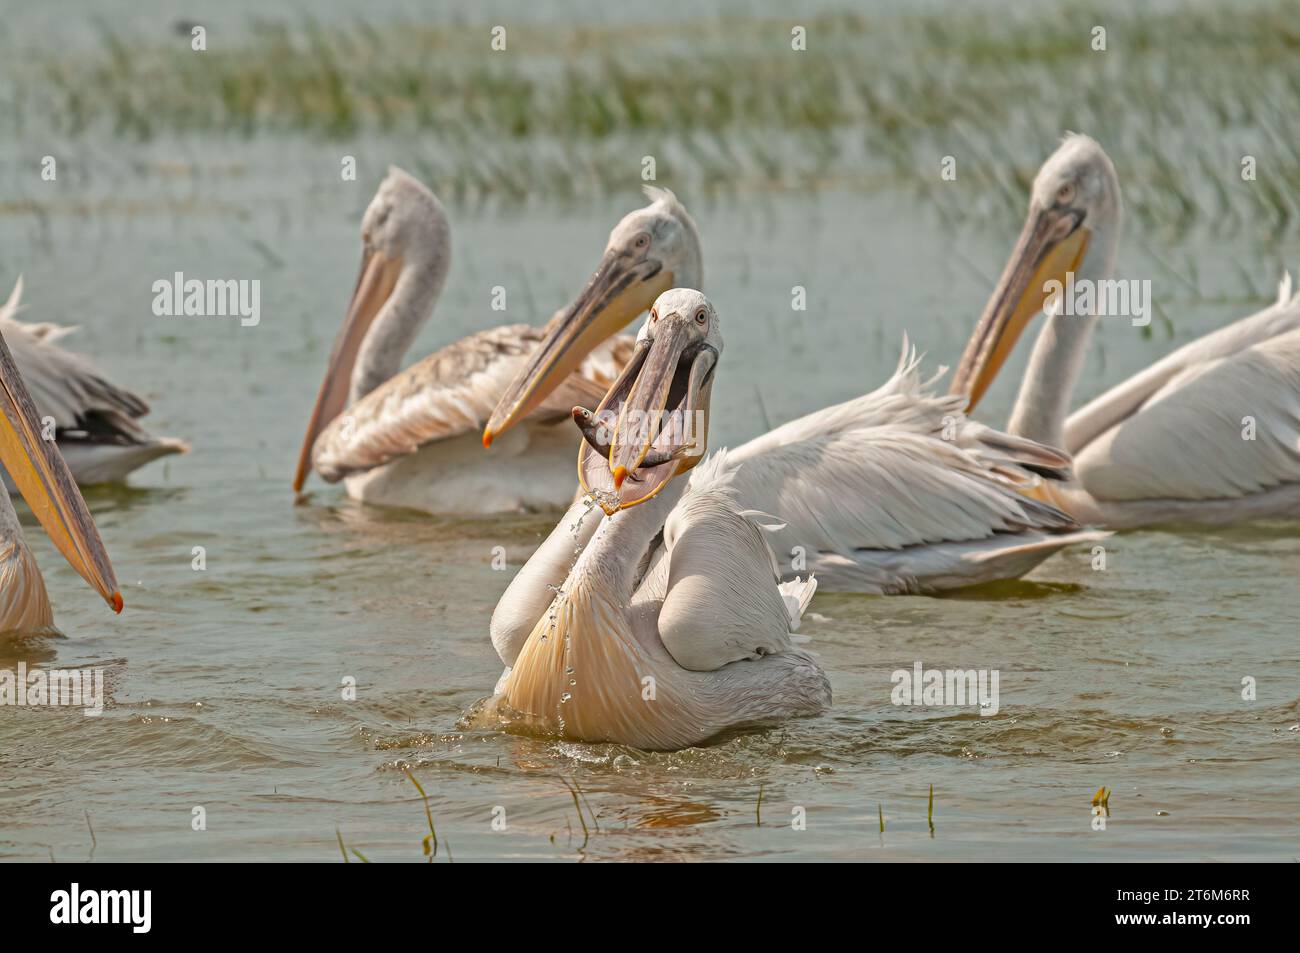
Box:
left=2, top=0, right=1297, bottom=239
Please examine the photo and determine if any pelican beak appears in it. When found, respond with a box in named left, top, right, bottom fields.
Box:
left=950, top=205, right=1090, bottom=412
left=293, top=247, right=403, bottom=492
left=0, top=330, right=122, bottom=613
left=576, top=315, right=715, bottom=515
left=482, top=248, right=673, bottom=447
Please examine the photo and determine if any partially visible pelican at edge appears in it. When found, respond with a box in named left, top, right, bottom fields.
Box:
left=484, top=215, right=1107, bottom=598
left=485, top=290, right=829, bottom=750
left=950, top=134, right=1300, bottom=528
left=0, top=325, right=124, bottom=634
left=0, top=277, right=187, bottom=491
left=293, top=170, right=700, bottom=514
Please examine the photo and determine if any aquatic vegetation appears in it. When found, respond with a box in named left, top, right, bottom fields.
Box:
left=332, top=771, right=447, bottom=863
left=559, top=775, right=600, bottom=850
left=1092, top=785, right=1112, bottom=816
left=336, top=828, right=371, bottom=863
left=85, top=811, right=97, bottom=863
left=2, top=3, right=1297, bottom=235
left=405, top=768, right=441, bottom=860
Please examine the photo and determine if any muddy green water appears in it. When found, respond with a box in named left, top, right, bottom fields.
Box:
left=0, top=2, right=1297, bottom=862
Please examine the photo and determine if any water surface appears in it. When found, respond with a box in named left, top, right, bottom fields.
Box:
left=0, top=2, right=1297, bottom=863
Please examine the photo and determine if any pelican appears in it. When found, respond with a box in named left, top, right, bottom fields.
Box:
left=484, top=239, right=1106, bottom=600
left=0, top=277, right=187, bottom=490
left=292, top=170, right=700, bottom=513
left=951, top=134, right=1300, bottom=528
left=0, top=326, right=123, bottom=634
left=485, top=290, right=830, bottom=750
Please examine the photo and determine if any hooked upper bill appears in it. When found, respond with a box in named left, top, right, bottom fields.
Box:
left=482, top=187, right=699, bottom=447
left=573, top=289, right=720, bottom=515
left=950, top=197, right=1091, bottom=412
left=483, top=249, right=673, bottom=448
left=0, top=329, right=122, bottom=614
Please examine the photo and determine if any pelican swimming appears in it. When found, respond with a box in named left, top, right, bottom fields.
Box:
left=486, top=290, right=829, bottom=750
left=485, top=232, right=1106, bottom=599
left=0, top=326, right=124, bottom=634
left=293, top=170, right=700, bottom=513
left=951, top=134, right=1300, bottom=528
left=0, top=277, right=187, bottom=490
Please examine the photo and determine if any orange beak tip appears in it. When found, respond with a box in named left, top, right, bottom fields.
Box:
left=612, top=466, right=628, bottom=489
left=482, top=429, right=493, bottom=449
left=111, top=591, right=124, bottom=614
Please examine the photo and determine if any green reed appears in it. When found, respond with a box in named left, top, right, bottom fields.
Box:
left=4, top=3, right=1297, bottom=233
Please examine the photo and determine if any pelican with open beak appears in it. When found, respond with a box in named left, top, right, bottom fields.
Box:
left=573, top=294, right=718, bottom=514
left=0, top=326, right=122, bottom=633
left=294, top=171, right=702, bottom=514
left=486, top=289, right=830, bottom=750
left=485, top=210, right=1107, bottom=600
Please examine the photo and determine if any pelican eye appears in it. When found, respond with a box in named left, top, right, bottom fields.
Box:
left=1055, top=182, right=1076, bottom=205
left=650, top=308, right=658, bottom=322
left=695, top=309, right=708, bottom=325
left=634, top=233, right=650, bottom=250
